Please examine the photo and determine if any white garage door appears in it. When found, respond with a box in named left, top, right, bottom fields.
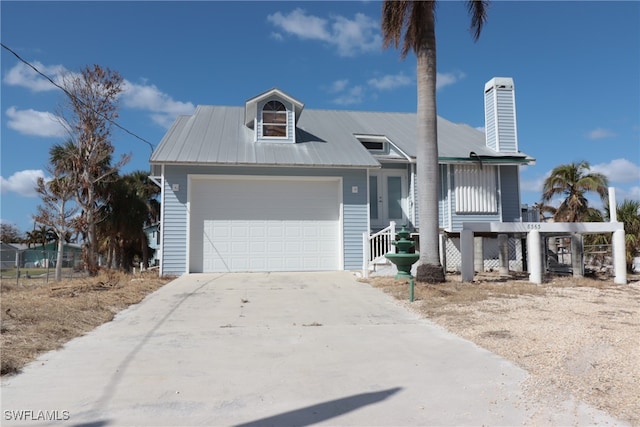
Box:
left=189, top=177, right=341, bottom=272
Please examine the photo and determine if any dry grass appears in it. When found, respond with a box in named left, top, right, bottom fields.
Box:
left=367, top=271, right=640, bottom=425
left=368, top=272, right=547, bottom=312
left=1, top=270, right=173, bottom=376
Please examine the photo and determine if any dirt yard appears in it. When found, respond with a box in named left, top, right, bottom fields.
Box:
left=368, top=272, right=640, bottom=425
left=0, top=270, right=173, bottom=376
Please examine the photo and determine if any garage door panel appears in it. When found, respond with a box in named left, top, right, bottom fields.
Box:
left=195, top=181, right=339, bottom=221
left=191, top=178, right=340, bottom=273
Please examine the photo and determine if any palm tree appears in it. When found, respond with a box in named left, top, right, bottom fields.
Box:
left=98, top=172, right=152, bottom=271
left=381, top=0, right=489, bottom=283
left=541, top=161, right=609, bottom=222
left=616, top=199, right=640, bottom=271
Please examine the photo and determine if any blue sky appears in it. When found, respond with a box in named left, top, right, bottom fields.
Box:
left=2, top=1, right=639, bottom=233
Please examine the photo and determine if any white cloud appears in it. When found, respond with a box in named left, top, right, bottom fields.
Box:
left=0, top=170, right=45, bottom=197
left=332, top=86, right=365, bottom=106
left=520, top=176, right=546, bottom=195
left=267, top=9, right=381, bottom=57
left=3, top=61, right=69, bottom=92
left=368, top=73, right=412, bottom=90
left=329, top=79, right=350, bottom=93
left=5, top=106, right=68, bottom=138
left=622, top=185, right=640, bottom=201
left=587, top=127, right=617, bottom=140
left=436, top=71, right=466, bottom=90
left=121, top=80, right=196, bottom=128
left=591, top=158, right=640, bottom=184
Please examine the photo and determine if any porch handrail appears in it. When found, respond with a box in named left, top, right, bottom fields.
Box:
left=362, top=221, right=396, bottom=278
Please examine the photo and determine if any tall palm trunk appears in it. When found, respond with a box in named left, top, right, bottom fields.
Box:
left=415, top=6, right=445, bottom=282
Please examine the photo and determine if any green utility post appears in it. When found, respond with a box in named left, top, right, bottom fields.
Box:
left=385, top=225, right=419, bottom=302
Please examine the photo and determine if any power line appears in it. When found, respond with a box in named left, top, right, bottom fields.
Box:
left=1, top=42, right=156, bottom=153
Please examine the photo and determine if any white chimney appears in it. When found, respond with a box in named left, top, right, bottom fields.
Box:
left=484, top=77, right=518, bottom=153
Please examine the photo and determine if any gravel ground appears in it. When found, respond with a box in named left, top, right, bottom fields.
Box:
left=401, top=275, right=640, bottom=425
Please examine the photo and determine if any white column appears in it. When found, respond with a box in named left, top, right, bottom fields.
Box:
left=498, top=233, right=509, bottom=276
left=527, top=230, right=542, bottom=284
left=474, top=236, right=484, bottom=272
left=609, top=187, right=617, bottom=222
left=613, top=229, right=627, bottom=284
left=439, top=234, right=448, bottom=272
left=571, top=233, right=583, bottom=278
left=362, top=232, right=370, bottom=278
left=461, top=229, right=474, bottom=282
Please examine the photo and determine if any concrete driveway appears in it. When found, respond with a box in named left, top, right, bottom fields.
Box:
left=1, top=272, right=626, bottom=426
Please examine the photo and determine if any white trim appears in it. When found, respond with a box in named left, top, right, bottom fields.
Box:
left=151, top=161, right=378, bottom=170
left=354, top=134, right=415, bottom=163
left=497, top=166, right=503, bottom=222
left=187, top=174, right=344, bottom=272
left=410, top=163, right=416, bottom=226
left=447, top=164, right=453, bottom=232
left=366, top=169, right=371, bottom=231
left=337, top=177, right=344, bottom=270
left=462, top=222, right=624, bottom=233
left=369, top=170, right=407, bottom=229
left=159, top=165, right=166, bottom=277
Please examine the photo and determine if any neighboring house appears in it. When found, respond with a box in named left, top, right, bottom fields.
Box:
left=150, top=77, right=535, bottom=276
left=143, top=223, right=160, bottom=267
left=0, top=242, right=83, bottom=268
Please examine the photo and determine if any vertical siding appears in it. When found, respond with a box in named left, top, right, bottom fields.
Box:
left=484, top=90, right=497, bottom=150
left=496, top=89, right=518, bottom=152
left=485, top=82, right=518, bottom=153
left=440, top=164, right=449, bottom=230
left=160, top=165, right=368, bottom=274
left=499, top=165, right=522, bottom=222
left=454, top=165, right=498, bottom=213
left=449, top=164, right=501, bottom=232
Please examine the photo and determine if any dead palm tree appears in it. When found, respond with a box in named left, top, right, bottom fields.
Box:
left=381, top=0, right=489, bottom=283
left=541, top=161, right=609, bottom=222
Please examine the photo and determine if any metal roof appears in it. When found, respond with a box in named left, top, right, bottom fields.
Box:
left=150, top=104, right=534, bottom=167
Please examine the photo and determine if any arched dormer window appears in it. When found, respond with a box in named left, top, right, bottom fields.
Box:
left=262, top=100, right=287, bottom=138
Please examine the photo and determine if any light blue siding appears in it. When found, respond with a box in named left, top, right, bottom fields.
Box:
left=499, top=165, right=522, bottom=222
left=161, top=170, right=189, bottom=276
left=484, top=93, right=496, bottom=150
left=496, top=89, right=518, bottom=152
left=159, top=165, right=367, bottom=275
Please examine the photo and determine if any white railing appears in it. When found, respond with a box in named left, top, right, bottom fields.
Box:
left=362, top=221, right=396, bottom=278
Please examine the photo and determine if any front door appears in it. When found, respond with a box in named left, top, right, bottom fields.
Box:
left=369, top=170, right=407, bottom=229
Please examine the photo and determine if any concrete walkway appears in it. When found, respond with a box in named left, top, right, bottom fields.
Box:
left=1, top=272, right=627, bottom=426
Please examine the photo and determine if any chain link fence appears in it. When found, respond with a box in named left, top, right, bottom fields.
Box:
left=0, top=248, right=85, bottom=286
left=443, top=236, right=524, bottom=273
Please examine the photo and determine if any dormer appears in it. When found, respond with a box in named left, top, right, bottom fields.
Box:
left=244, top=88, right=304, bottom=144
left=355, top=134, right=411, bottom=161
